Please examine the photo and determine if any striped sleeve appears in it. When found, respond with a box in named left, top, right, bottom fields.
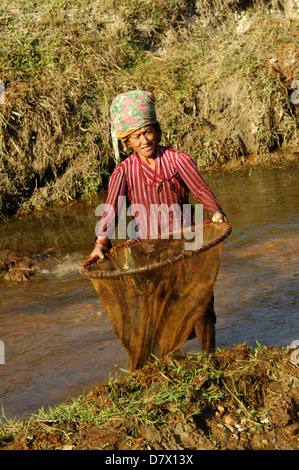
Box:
left=96, top=166, right=127, bottom=239
left=175, top=152, right=223, bottom=214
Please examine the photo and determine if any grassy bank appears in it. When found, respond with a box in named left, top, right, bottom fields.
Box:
left=1, top=344, right=298, bottom=450
left=0, top=0, right=298, bottom=218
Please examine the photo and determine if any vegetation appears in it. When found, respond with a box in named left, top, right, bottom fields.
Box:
left=1, top=344, right=298, bottom=450
left=0, top=0, right=298, bottom=217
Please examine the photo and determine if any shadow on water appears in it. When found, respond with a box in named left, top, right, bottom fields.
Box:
left=0, top=166, right=298, bottom=420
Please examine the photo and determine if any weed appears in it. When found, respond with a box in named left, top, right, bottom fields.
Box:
left=0, top=0, right=297, bottom=218
left=1, top=344, right=298, bottom=450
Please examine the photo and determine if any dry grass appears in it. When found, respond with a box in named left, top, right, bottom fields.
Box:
left=0, top=0, right=298, bottom=217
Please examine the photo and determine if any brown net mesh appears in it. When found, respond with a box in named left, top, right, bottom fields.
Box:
left=79, top=222, right=232, bottom=371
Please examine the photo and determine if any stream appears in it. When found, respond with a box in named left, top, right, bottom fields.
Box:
left=0, top=166, right=298, bottom=420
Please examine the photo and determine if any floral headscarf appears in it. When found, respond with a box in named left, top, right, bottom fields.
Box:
left=110, top=90, right=157, bottom=161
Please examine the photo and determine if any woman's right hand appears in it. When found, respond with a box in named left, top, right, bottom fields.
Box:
left=89, top=243, right=107, bottom=260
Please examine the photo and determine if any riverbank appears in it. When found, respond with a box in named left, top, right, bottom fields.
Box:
left=0, top=0, right=298, bottom=219
left=0, top=166, right=298, bottom=450
left=0, top=0, right=298, bottom=452
left=1, top=344, right=298, bottom=450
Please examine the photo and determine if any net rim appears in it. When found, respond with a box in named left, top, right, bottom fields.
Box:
left=79, top=221, right=232, bottom=279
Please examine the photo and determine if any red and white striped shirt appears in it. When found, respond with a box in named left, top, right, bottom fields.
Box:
left=96, top=145, right=223, bottom=240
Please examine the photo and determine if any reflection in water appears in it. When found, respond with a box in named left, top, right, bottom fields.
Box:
left=0, top=167, right=298, bottom=419
left=0, top=279, right=126, bottom=420
left=0, top=192, right=108, bottom=256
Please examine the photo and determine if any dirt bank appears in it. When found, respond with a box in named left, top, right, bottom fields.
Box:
left=0, top=249, right=84, bottom=281
left=1, top=345, right=298, bottom=450
left=0, top=0, right=298, bottom=218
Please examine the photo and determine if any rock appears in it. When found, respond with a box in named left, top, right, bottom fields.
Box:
left=139, top=425, right=161, bottom=444
left=223, top=414, right=239, bottom=427
left=0, top=250, right=38, bottom=281
left=224, top=423, right=236, bottom=433
left=0, top=249, right=84, bottom=281
left=235, top=425, right=248, bottom=432
left=284, top=423, right=299, bottom=436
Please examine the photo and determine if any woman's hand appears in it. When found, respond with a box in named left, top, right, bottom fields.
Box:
left=89, top=242, right=108, bottom=260
left=212, top=211, right=228, bottom=223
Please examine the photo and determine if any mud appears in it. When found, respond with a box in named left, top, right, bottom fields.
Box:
left=1, top=345, right=298, bottom=450
left=0, top=249, right=84, bottom=281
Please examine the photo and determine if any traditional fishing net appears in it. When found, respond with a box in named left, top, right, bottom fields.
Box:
left=79, top=222, right=231, bottom=371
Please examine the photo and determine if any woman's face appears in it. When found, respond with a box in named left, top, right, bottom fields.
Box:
left=127, top=125, right=158, bottom=160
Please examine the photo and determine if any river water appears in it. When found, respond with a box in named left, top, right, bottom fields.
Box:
left=0, top=166, right=298, bottom=420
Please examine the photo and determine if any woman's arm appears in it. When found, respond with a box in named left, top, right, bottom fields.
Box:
left=176, top=152, right=227, bottom=220
left=89, top=167, right=127, bottom=258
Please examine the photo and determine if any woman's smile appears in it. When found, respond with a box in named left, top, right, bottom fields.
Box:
left=128, top=125, right=158, bottom=161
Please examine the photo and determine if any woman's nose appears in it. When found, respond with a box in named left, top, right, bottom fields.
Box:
left=140, top=133, right=150, bottom=145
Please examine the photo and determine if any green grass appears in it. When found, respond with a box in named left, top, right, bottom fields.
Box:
left=0, top=343, right=296, bottom=449
left=0, top=346, right=264, bottom=429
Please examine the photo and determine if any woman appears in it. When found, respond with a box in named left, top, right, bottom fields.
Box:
left=90, top=90, right=227, bottom=352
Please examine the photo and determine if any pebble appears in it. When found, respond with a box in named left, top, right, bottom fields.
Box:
left=215, top=405, right=225, bottom=419
left=224, top=414, right=239, bottom=427
left=290, top=348, right=299, bottom=366
left=224, top=423, right=235, bottom=432
left=221, top=414, right=250, bottom=434
left=235, top=425, right=248, bottom=432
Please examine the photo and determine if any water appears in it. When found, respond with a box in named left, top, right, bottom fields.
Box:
left=0, top=166, right=298, bottom=420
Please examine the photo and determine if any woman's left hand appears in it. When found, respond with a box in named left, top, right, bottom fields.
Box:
left=212, top=211, right=228, bottom=223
